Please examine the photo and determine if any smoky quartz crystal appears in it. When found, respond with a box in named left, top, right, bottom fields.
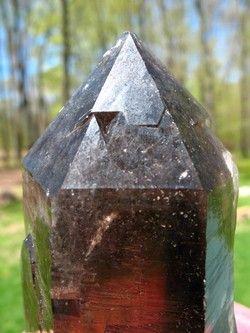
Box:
left=22, top=32, right=238, bottom=333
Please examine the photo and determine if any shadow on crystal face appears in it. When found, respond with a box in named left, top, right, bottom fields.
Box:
left=22, top=31, right=238, bottom=333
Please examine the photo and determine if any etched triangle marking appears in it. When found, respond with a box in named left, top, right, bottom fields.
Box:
left=93, top=111, right=119, bottom=136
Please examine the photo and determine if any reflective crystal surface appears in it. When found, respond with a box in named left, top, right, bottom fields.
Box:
left=22, top=32, right=238, bottom=333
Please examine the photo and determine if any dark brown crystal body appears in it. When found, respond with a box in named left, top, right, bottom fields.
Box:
left=22, top=32, right=238, bottom=333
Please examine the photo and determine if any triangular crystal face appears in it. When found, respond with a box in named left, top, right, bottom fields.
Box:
left=92, top=34, right=164, bottom=126
left=62, top=116, right=127, bottom=189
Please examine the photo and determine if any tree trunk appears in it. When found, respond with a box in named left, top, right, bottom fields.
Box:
left=158, top=0, right=187, bottom=84
left=195, top=0, right=215, bottom=116
left=36, top=31, right=51, bottom=136
left=92, top=0, right=108, bottom=53
left=239, top=3, right=250, bottom=157
left=138, top=0, right=147, bottom=40
left=158, top=0, right=175, bottom=71
left=0, top=16, right=11, bottom=166
left=10, top=0, right=32, bottom=159
left=60, top=0, right=71, bottom=103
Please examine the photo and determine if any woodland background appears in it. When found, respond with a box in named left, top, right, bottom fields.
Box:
left=0, top=0, right=250, bottom=162
left=0, top=1, right=250, bottom=333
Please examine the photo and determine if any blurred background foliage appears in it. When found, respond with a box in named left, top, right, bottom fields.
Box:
left=0, top=0, right=250, bottom=160
left=0, top=0, right=250, bottom=332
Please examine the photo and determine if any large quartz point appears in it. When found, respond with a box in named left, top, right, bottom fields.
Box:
left=21, top=32, right=238, bottom=333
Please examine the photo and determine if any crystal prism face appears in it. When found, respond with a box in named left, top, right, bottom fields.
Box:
left=22, top=32, right=238, bottom=333
left=51, top=188, right=207, bottom=332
